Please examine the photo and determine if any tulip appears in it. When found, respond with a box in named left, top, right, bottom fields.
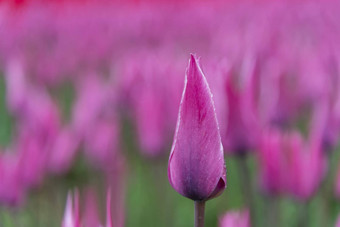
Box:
left=62, top=190, right=80, bottom=227
left=4, top=57, right=28, bottom=115
left=61, top=188, right=112, bottom=227
left=219, top=209, right=250, bottom=227
left=0, top=151, right=25, bottom=206
left=257, top=129, right=286, bottom=196
left=48, top=128, right=79, bottom=174
left=134, top=87, right=167, bottom=156
left=82, top=189, right=101, bottom=227
left=83, top=115, right=120, bottom=169
left=16, top=130, right=47, bottom=188
left=258, top=130, right=326, bottom=199
left=168, top=55, right=226, bottom=227
left=105, top=156, right=126, bottom=227
left=222, top=55, right=261, bottom=154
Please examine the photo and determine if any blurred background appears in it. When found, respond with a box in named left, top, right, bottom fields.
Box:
left=1, top=0, right=340, bottom=226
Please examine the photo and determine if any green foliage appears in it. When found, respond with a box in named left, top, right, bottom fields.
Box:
left=0, top=75, right=14, bottom=147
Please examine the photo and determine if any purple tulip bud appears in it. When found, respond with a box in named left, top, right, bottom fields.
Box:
left=4, top=57, right=28, bottom=115
left=62, top=193, right=74, bottom=227
left=168, top=54, right=226, bottom=201
left=72, top=75, right=108, bottom=138
left=83, top=116, right=120, bottom=169
left=288, top=138, right=326, bottom=200
left=222, top=62, right=261, bottom=154
left=134, top=87, right=166, bottom=156
left=334, top=163, right=340, bottom=199
left=258, top=130, right=286, bottom=195
left=105, top=158, right=126, bottom=227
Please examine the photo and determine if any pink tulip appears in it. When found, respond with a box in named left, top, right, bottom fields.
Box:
left=258, top=130, right=326, bottom=199
left=219, top=209, right=250, bottom=227
left=12, top=90, right=61, bottom=187
left=48, top=128, right=79, bottom=174
left=83, top=115, right=120, bottom=169
left=71, top=75, right=108, bottom=138
left=106, top=189, right=113, bottom=227
left=117, top=52, right=183, bottom=157
left=258, top=129, right=286, bottom=195
left=16, top=87, right=61, bottom=143
left=105, top=156, right=126, bottom=227
left=222, top=58, right=261, bottom=154
left=82, top=189, right=101, bottom=227
left=61, top=188, right=112, bottom=227
left=4, top=57, right=28, bottom=114
left=168, top=55, right=226, bottom=201
left=62, top=190, right=80, bottom=227
left=0, top=151, right=25, bottom=206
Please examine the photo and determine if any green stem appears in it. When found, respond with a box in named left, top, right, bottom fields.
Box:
left=194, top=201, right=205, bottom=227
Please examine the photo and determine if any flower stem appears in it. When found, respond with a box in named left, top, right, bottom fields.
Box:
left=194, top=201, right=206, bottom=227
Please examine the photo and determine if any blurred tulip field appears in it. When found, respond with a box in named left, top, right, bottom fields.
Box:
left=2, top=0, right=340, bottom=226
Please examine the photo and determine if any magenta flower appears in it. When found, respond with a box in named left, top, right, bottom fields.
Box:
left=219, top=209, right=250, bottom=227
left=258, top=130, right=326, bottom=199
left=62, top=188, right=112, bottom=227
left=168, top=54, right=226, bottom=201
left=48, top=128, right=79, bottom=174
left=222, top=61, right=261, bottom=154
left=0, top=152, right=25, bottom=206
left=4, top=57, right=28, bottom=114
left=62, top=190, right=80, bottom=227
